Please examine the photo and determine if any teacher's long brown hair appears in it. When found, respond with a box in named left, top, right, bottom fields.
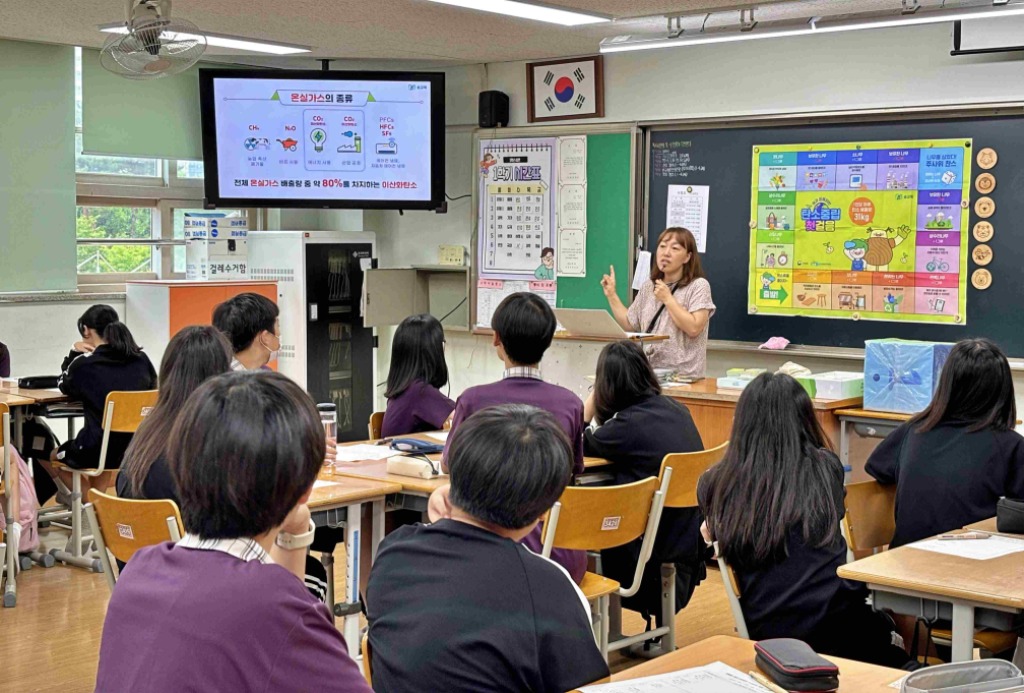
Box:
left=650, top=227, right=705, bottom=286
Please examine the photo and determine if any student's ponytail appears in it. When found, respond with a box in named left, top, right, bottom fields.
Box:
left=103, top=321, right=143, bottom=360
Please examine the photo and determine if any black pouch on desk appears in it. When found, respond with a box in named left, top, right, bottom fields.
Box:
left=997, top=498, right=1024, bottom=534
left=754, top=638, right=840, bottom=692
left=17, top=375, right=59, bottom=389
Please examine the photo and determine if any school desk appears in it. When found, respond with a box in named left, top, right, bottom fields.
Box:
left=664, top=379, right=862, bottom=449
left=0, top=393, right=37, bottom=451
left=308, top=474, right=401, bottom=658
left=838, top=534, right=1024, bottom=662
left=576, top=635, right=906, bottom=691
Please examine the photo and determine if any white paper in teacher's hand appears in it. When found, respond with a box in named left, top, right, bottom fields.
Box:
left=632, top=251, right=652, bottom=291
left=910, top=534, right=1024, bottom=560
left=579, top=661, right=768, bottom=693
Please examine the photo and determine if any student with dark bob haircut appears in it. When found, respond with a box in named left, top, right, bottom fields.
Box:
left=381, top=313, right=454, bottom=437
left=212, top=292, right=281, bottom=371
left=95, top=371, right=371, bottom=692
left=699, top=373, right=910, bottom=668
left=583, top=340, right=705, bottom=631
left=433, top=292, right=587, bottom=583
left=367, top=404, right=608, bottom=693
left=868, top=338, right=1024, bottom=547
left=40, top=304, right=156, bottom=497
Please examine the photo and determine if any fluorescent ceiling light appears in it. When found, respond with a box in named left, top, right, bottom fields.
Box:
left=99, top=24, right=311, bottom=55
left=425, top=0, right=608, bottom=26
left=601, top=3, right=1024, bottom=53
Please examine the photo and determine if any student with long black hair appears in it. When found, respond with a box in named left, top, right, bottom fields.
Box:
left=583, top=340, right=705, bottom=631
left=381, top=314, right=454, bottom=437
left=867, top=338, right=1024, bottom=547
left=41, top=305, right=156, bottom=496
left=699, top=373, right=910, bottom=668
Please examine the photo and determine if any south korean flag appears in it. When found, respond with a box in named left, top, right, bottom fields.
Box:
left=534, top=60, right=597, bottom=119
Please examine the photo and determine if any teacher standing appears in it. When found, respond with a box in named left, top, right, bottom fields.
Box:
left=601, top=227, right=716, bottom=379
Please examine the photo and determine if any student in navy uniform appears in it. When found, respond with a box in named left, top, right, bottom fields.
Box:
left=0, top=340, right=9, bottom=377
left=366, top=404, right=608, bottom=693
left=96, top=372, right=370, bottom=693
left=699, top=373, right=911, bottom=668
left=867, top=338, right=1024, bottom=547
left=212, top=292, right=281, bottom=372
left=583, top=340, right=705, bottom=635
left=118, top=326, right=232, bottom=504
left=40, top=305, right=156, bottom=496
left=430, top=292, right=586, bottom=583
left=381, top=314, right=454, bottom=438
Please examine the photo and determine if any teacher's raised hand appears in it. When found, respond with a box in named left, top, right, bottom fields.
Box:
left=600, top=265, right=617, bottom=299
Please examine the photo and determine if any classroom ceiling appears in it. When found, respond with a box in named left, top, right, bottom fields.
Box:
left=0, top=0, right=794, bottom=64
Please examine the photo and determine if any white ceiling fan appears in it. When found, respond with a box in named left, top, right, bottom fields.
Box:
left=99, top=0, right=206, bottom=79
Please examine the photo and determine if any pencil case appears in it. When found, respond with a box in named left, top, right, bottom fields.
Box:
left=901, top=660, right=1024, bottom=692
left=754, top=638, right=840, bottom=692
left=17, top=375, right=59, bottom=389
left=997, top=498, right=1024, bottom=535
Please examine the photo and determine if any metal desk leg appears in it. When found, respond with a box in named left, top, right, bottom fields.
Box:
left=342, top=501, right=362, bottom=658
left=840, top=418, right=850, bottom=484
left=951, top=602, right=976, bottom=662
left=371, top=499, right=384, bottom=562
left=11, top=407, right=24, bottom=453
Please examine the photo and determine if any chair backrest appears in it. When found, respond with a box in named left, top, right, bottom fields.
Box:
left=368, top=411, right=384, bottom=440
left=842, top=480, right=897, bottom=558
left=659, top=441, right=729, bottom=508
left=542, top=477, right=661, bottom=552
left=86, top=489, right=183, bottom=589
left=104, top=390, right=160, bottom=434
left=714, top=543, right=750, bottom=639
left=361, top=633, right=373, bottom=685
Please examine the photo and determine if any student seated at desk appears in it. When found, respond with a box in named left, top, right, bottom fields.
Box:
left=699, top=373, right=911, bottom=668
left=212, top=292, right=281, bottom=372
left=0, top=340, right=9, bottom=377
left=867, top=338, right=1024, bottom=547
left=40, top=305, right=156, bottom=497
left=381, top=313, right=454, bottom=437
left=95, top=371, right=370, bottom=693
left=583, top=340, right=705, bottom=630
left=431, top=291, right=587, bottom=583
left=366, top=404, right=608, bottom=693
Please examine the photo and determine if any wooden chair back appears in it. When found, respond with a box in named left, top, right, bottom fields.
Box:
left=659, top=441, right=728, bottom=508
left=542, top=477, right=660, bottom=552
left=104, top=390, right=159, bottom=434
left=368, top=411, right=384, bottom=440
left=361, top=633, right=373, bottom=685
left=842, top=480, right=897, bottom=554
left=714, top=543, right=750, bottom=639
left=87, top=489, right=183, bottom=565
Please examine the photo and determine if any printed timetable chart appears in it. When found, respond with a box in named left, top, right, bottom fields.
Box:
left=748, top=139, right=972, bottom=325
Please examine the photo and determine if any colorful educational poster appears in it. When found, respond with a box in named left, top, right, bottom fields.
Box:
left=748, top=139, right=972, bottom=325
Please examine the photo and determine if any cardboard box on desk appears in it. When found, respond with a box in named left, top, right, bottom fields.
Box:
left=864, top=339, right=952, bottom=414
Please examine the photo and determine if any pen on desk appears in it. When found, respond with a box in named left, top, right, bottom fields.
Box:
left=939, top=531, right=990, bottom=540
left=748, top=670, right=788, bottom=693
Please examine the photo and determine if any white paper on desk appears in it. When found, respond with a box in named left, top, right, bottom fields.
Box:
left=632, top=251, right=652, bottom=291
left=335, top=444, right=395, bottom=463
left=425, top=431, right=449, bottom=443
left=909, top=534, right=1024, bottom=560
left=313, top=480, right=342, bottom=489
left=579, top=661, right=768, bottom=693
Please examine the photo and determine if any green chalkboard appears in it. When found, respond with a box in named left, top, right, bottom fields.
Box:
left=555, top=133, right=633, bottom=309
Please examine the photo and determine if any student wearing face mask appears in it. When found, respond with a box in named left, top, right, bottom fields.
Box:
left=212, top=293, right=282, bottom=372
left=600, top=227, right=715, bottom=380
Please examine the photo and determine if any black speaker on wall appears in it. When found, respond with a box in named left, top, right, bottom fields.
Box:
left=478, top=90, right=509, bottom=128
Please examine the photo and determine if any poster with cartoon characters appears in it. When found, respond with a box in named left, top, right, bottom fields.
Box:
left=748, top=139, right=971, bottom=325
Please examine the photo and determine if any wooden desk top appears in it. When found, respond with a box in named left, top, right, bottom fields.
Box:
left=0, top=393, right=35, bottom=408
left=582, top=635, right=905, bottom=691
left=834, top=408, right=913, bottom=423
left=838, top=535, right=1024, bottom=609
left=308, top=475, right=402, bottom=509
left=963, top=516, right=1024, bottom=539
left=0, top=386, right=68, bottom=403
left=664, top=379, right=862, bottom=411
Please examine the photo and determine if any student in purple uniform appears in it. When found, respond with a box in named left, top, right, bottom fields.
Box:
left=429, top=292, right=587, bottom=583
left=381, top=314, right=455, bottom=437
left=95, top=371, right=371, bottom=693
left=367, top=404, right=608, bottom=693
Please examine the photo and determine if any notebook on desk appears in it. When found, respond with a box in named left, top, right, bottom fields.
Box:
left=554, top=309, right=655, bottom=340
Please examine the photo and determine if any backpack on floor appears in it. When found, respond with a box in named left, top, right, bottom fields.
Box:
left=0, top=447, right=40, bottom=554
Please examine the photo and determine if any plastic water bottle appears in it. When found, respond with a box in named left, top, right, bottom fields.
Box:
left=317, top=403, right=337, bottom=472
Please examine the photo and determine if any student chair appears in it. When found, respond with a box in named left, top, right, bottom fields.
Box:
left=85, top=489, right=184, bottom=591
left=714, top=543, right=750, bottom=639
left=842, top=480, right=1016, bottom=658
left=368, top=411, right=384, bottom=440
left=607, top=441, right=730, bottom=657
left=0, top=403, right=19, bottom=607
left=51, top=390, right=158, bottom=571
left=541, top=475, right=667, bottom=661
left=361, top=633, right=373, bottom=686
